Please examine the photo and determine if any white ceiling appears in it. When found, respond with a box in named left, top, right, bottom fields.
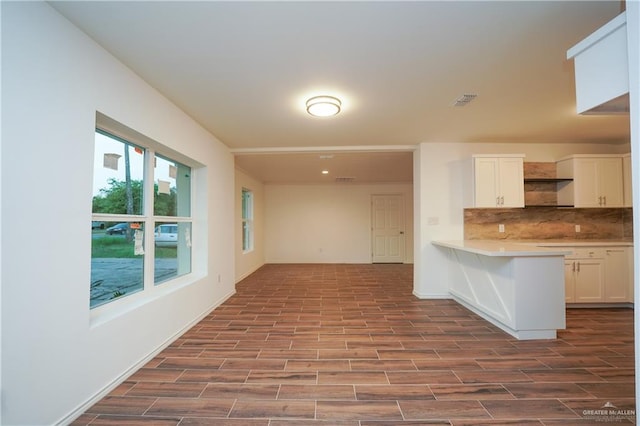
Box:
left=235, top=150, right=414, bottom=184
left=51, top=1, right=630, bottom=184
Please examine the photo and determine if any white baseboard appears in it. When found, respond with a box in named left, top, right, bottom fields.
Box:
left=412, top=290, right=451, bottom=299
left=58, top=288, right=236, bottom=426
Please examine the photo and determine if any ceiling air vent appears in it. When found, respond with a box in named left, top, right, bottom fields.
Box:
left=452, top=93, right=477, bottom=107
left=335, top=177, right=356, bottom=183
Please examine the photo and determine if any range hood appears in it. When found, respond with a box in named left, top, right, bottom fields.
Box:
left=567, top=12, right=629, bottom=115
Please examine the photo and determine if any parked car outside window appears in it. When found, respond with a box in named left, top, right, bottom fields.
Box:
left=105, top=223, right=129, bottom=235
left=154, top=224, right=178, bottom=247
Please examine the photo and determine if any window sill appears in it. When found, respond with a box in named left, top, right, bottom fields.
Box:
left=90, top=272, right=206, bottom=328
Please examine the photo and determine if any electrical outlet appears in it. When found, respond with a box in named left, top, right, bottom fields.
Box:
left=498, top=224, right=505, bottom=233
left=575, top=224, right=581, bottom=233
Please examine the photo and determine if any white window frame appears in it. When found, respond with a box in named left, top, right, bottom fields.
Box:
left=91, top=115, right=197, bottom=313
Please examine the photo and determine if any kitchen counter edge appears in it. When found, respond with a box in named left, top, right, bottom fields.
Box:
left=432, top=240, right=573, bottom=257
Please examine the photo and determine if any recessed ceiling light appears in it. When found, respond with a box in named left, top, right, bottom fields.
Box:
left=306, top=96, right=341, bottom=117
left=321, top=170, right=329, bottom=175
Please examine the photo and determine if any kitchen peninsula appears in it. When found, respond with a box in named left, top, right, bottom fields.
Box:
left=433, top=240, right=571, bottom=340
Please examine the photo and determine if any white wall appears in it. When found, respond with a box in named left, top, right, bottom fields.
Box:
left=1, top=3, right=235, bottom=424
left=235, top=169, right=265, bottom=281
left=626, top=1, right=639, bottom=413
left=265, top=183, right=413, bottom=264
left=414, top=141, right=630, bottom=298
left=0, top=3, right=3, bottom=420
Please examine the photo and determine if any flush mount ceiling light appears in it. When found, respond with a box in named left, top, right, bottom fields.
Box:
left=306, top=96, right=341, bottom=117
left=452, top=93, right=478, bottom=107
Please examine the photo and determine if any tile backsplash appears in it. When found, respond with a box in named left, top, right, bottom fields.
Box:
left=464, top=207, right=633, bottom=240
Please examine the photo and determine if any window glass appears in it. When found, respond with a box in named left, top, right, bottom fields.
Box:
left=91, top=222, right=145, bottom=308
left=154, top=154, right=191, bottom=217
left=154, top=221, right=192, bottom=285
left=242, top=188, right=254, bottom=252
left=93, top=131, right=145, bottom=215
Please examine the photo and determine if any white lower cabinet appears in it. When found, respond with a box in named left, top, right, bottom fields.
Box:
left=604, top=247, right=632, bottom=302
left=564, top=261, right=576, bottom=303
left=564, top=252, right=605, bottom=303
left=561, top=246, right=632, bottom=304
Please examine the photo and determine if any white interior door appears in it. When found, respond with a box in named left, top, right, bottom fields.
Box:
left=371, top=194, right=405, bottom=263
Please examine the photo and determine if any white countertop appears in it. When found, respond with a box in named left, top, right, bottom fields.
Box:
left=432, top=240, right=573, bottom=257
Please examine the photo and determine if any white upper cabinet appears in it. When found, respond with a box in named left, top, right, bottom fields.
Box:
left=472, top=155, right=524, bottom=208
left=557, top=155, right=623, bottom=208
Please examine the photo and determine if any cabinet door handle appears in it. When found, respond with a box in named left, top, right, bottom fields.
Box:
left=501, top=196, right=504, bottom=205
left=496, top=196, right=500, bottom=206
left=572, top=261, right=576, bottom=272
left=598, top=196, right=602, bottom=206
left=577, top=261, right=580, bottom=272
left=603, top=196, right=607, bottom=206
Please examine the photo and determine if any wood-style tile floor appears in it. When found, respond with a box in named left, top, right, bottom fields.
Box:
left=74, top=264, right=636, bottom=425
